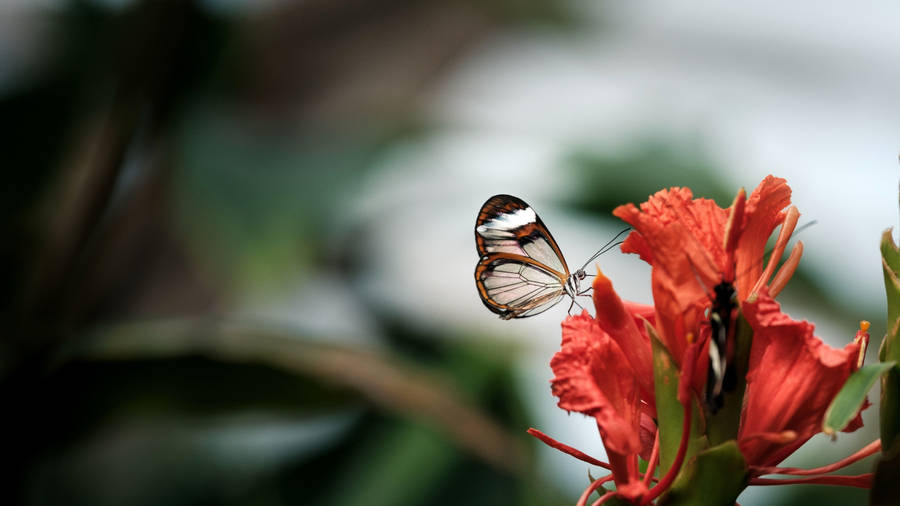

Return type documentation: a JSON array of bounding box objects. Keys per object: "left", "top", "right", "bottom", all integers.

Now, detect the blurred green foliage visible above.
[
  {"left": 563, "top": 139, "right": 735, "bottom": 215},
  {"left": 0, "top": 1, "right": 882, "bottom": 505},
  {"left": 1, "top": 1, "right": 580, "bottom": 504}
]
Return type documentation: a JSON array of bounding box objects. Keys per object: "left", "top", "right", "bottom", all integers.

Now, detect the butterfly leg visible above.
[{"left": 568, "top": 297, "right": 587, "bottom": 315}]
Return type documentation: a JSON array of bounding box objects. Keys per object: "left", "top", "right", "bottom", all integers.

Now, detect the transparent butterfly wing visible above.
[
  {"left": 474, "top": 195, "right": 570, "bottom": 319},
  {"left": 475, "top": 195, "right": 570, "bottom": 271},
  {"left": 475, "top": 254, "right": 566, "bottom": 319}
]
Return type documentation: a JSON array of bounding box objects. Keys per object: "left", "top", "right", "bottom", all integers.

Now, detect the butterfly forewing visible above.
[
  {"left": 474, "top": 195, "right": 571, "bottom": 319},
  {"left": 475, "top": 195, "right": 569, "bottom": 276}
]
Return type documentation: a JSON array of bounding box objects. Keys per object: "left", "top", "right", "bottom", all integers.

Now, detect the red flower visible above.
[
  {"left": 549, "top": 271, "right": 655, "bottom": 498},
  {"left": 612, "top": 175, "right": 794, "bottom": 367},
  {"left": 614, "top": 175, "right": 874, "bottom": 476},
  {"left": 530, "top": 176, "right": 876, "bottom": 503}
]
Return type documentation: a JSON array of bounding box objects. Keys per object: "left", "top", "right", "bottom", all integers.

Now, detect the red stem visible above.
[
  {"left": 750, "top": 474, "right": 873, "bottom": 488},
  {"left": 607, "top": 451, "right": 633, "bottom": 488},
  {"left": 640, "top": 395, "right": 692, "bottom": 504},
  {"left": 643, "top": 429, "right": 661, "bottom": 487},
  {"left": 750, "top": 439, "right": 881, "bottom": 477},
  {"left": 527, "top": 428, "right": 612, "bottom": 470},
  {"left": 576, "top": 475, "right": 616, "bottom": 506},
  {"left": 591, "top": 490, "right": 621, "bottom": 506}
]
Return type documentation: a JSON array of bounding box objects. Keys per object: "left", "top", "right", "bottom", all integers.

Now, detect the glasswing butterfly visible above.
[{"left": 474, "top": 194, "right": 626, "bottom": 319}]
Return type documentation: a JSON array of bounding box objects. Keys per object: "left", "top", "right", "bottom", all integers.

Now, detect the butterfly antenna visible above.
[
  {"left": 792, "top": 220, "right": 818, "bottom": 237},
  {"left": 580, "top": 240, "right": 623, "bottom": 277},
  {"left": 579, "top": 227, "right": 631, "bottom": 272},
  {"left": 685, "top": 253, "right": 716, "bottom": 301}
]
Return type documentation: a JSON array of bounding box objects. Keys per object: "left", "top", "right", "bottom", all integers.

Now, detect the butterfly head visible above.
[{"left": 564, "top": 269, "right": 587, "bottom": 301}]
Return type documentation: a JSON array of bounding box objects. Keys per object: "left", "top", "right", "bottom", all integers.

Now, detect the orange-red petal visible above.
[
  {"left": 738, "top": 290, "right": 865, "bottom": 467},
  {"left": 613, "top": 187, "right": 726, "bottom": 363},
  {"left": 734, "top": 176, "right": 792, "bottom": 301},
  {"left": 552, "top": 312, "right": 643, "bottom": 456},
  {"left": 592, "top": 270, "right": 655, "bottom": 400}
]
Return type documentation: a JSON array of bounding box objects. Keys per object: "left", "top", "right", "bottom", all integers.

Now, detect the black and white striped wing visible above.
[{"left": 474, "top": 195, "right": 569, "bottom": 275}]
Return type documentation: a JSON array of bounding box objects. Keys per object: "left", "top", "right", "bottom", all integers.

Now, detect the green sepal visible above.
[
  {"left": 648, "top": 324, "right": 708, "bottom": 477},
  {"left": 823, "top": 362, "right": 895, "bottom": 436},
  {"left": 881, "top": 228, "right": 900, "bottom": 453},
  {"left": 659, "top": 441, "right": 749, "bottom": 506},
  {"left": 705, "top": 312, "right": 752, "bottom": 446},
  {"left": 882, "top": 228, "right": 900, "bottom": 332}
]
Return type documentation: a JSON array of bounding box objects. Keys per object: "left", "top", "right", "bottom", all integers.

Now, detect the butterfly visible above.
[
  {"left": 704, "top": 280, "right": 738, "bottom": 414},
  {"left": 474, "top": 194, "right": 627, "bottom": 319}
]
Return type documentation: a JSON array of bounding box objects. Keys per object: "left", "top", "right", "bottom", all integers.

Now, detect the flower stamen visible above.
[
  {"left": 750, "top": 439, "right": 880, "bottom": 477},
  {"left": 527, "top": 428, "right": 612, "bottom": 470},
  {"left": 722, "top": 188, "right": 747, "bottom": 279},
  {"left": 767, "top": 241, "right": 803, "bottom": 298},
  {"left": 749, "top": 474, "right": 873, "bottom": 488},
  {"left": 855, "top": 321, "right": 870, "bottom": 368},
  {"left": 752, "top": 205, "right": 800, "bottom": 294},
  {"left": 741, "top": 430, "right": 798, "bottom": 444},
  {"left": 643, "top": 429, "right": 661, "bottom": 487}
]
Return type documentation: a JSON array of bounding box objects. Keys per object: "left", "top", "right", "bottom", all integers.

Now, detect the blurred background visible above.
[{"left": 1, "top": 0, "right": 898, "bottom": 504}]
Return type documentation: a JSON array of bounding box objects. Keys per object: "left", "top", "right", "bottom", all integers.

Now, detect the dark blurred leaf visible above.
[
  {"left": 49, "top": 357, "right": 358, "bottom": 424},
  {"left": 4, "top": 319, "right": 543, "bottom": 505},
  {"left": 776, "top": 485, "right": 868, "bottom": 506},
  {"left": 64, "top": 319, "right": 526, "bottom": 473},
  {"left": 562, "top": 140, "right": 733, "bottom": 216},
  {"left": 173, "top": 111, "right": 426, "bottom": 289},
  {"left": 27, "top": 410, "right": 360, "bottom": 506}
]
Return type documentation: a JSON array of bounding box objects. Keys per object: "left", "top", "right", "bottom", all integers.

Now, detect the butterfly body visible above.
[
  {"left": 474, "top": 195, "right": 587, "bottom": 319},
  {"left": 705, "top": 280, "right": 738, "bottom": 413}
]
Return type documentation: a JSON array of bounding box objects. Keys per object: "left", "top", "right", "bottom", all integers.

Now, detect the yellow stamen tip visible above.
[
  {"left": 685, "top": 332, "right": 695, "bottom": 344},
  {"left": 860, "top": 320, "right": 871, "bottom": 332}
]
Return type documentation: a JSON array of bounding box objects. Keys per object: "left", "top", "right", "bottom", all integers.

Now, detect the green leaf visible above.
[
  {"left": 649, "top": 325, "right": 708, "bottom": 477},
  {"left": 882, "top": 229, "right": 900, "bottom": 339},
  {"left": 823, "top": 361, "right": 896, "bottom": 435},
  {"left": 659, "top": 441, "right": 748, "bottom": 506},
  {"left": 705, "top": 312, "right": 752, "bottom": 446},
  {"left": 882, "top": 228, "right": 900, "bottom": 452}
]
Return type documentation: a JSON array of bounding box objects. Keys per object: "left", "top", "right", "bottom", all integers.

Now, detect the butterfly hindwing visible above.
[{"left": 475, "top": 253, "right": 567, "bottom": 319}]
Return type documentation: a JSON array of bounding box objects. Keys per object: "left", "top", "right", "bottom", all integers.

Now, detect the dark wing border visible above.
[
  {"left": 474, "top": 194, "right": 570, "bottom": 277},
  {"left": 474, "top": 252, "right": 566, "bottom": 319}
]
